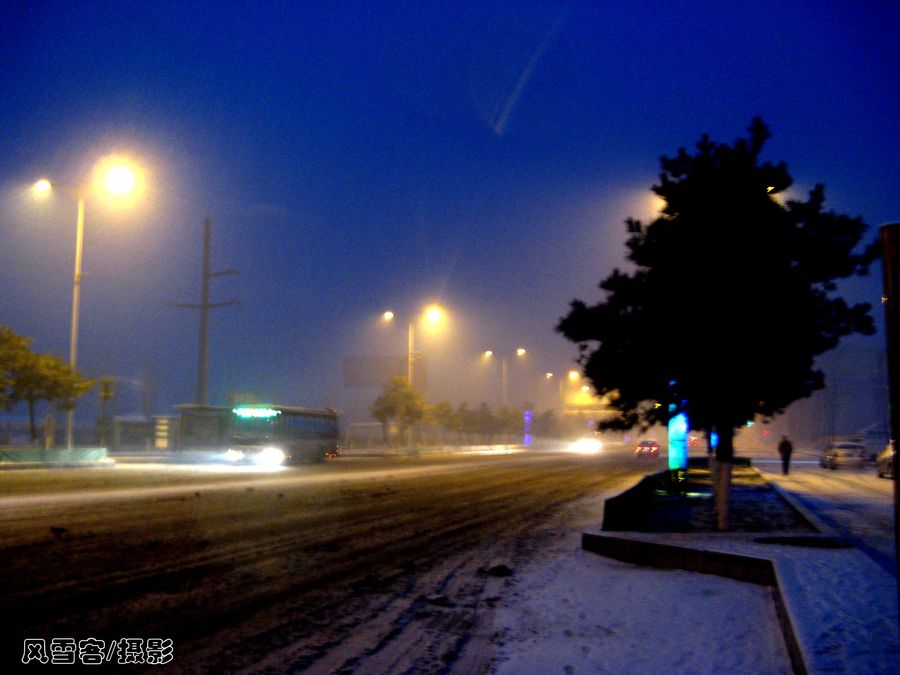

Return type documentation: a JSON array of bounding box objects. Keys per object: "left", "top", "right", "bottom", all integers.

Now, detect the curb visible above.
[
  {"left": 763, "top": 476, "right": 842, "bottom": 538},
  {"left": 582, "top": 531, "right": 808, "bottom": 675}
]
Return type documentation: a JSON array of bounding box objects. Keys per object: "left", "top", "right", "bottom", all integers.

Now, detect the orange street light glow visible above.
[
  {"left": 424, "top": 305, "right": 444, "bottom": 325},
  {"left": 516, "top": 347, "right": 526, "bottom": 357},
  {"left": 568, "top": 370, "right": 580, "bottom": 381},
  {"left": 382, "top": 310, "right": 395, "bottom": 321},
  {"left": 104, "top": 165, "right": 137, "bottom": 195},
  {"left": 92, "top": 155, "right": 144, "bottom": 205},
  {"left": 33, "top": 178, "right": 52, "bottom": 194}
]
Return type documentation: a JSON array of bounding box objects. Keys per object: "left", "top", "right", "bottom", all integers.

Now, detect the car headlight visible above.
[
  {"left": 224, "top": 449, "right": 245, "bottom": 462},
  {"left": 254, "top": 446, "right": 286, "bottom": 467},
  {"left": 568, "top": 438, "right": 602, "bottom": 454}
]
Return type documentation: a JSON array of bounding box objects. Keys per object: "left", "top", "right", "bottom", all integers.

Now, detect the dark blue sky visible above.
[{"left": 1, "top": 1, "right": 898, "bottom": 429}]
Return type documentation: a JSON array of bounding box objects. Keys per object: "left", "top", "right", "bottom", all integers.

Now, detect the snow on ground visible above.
[
  {"left": 487, "top": 465, "right": 899, "bottom": 675},
  {"left": 489, "top": 493, "right": 792, "bottom": 675}
]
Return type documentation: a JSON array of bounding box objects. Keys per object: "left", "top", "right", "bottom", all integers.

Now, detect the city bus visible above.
[{"left": 175, "top": 404, "right": 340, "bottom": 465}]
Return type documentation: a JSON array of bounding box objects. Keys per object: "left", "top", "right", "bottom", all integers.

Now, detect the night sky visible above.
[{"left": 1, "top": 2, "right": 898, "bottom": 435}]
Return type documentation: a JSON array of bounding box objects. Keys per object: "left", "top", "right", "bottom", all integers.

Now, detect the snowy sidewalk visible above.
[
  {"left": 488, "top": 476, "right": 899, "bottom": 674},
  {"left": 579, "top": 528, "right": 899, "bottom": 674}
]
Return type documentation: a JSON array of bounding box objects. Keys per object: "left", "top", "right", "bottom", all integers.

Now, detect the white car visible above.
[{"left": 820, "top": 441, "right": 868, "bottom": 470}]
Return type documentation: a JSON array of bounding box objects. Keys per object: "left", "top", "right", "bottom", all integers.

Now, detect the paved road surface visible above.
[{"left": 1, "top": 448, "right": 645, "bottom": 672}]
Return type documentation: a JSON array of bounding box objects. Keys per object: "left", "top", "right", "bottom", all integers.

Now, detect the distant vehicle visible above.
[
  {"left": 568, "top": 436, "right": 603, "bottom": 455},
  {"left": 819, "top": 441, "right": 867, "bottom": 470},
  {"left": 175, "top": 404, "right": 340, "bottom": 465},
  {"left": 875, "top": 441, "right": 895, "bottom": 479},
  {"left": 635, "top": 440, "right": 660, "bottom": 458},
  {"left": 836, "top": 435, "right": 879, "bottom": 461}
]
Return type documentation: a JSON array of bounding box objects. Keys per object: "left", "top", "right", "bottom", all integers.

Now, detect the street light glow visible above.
[
  {"left": 103, "top": 164, "right": 137, "bottom": 195},
  {"left": 33, "top": 178, "right": 52, "bottom": 194},
  {"left": 92, "top": 155, "right": 143, "bottom": 204},
  {"left": 424, "top": 304, "right": 444, "bottom": 326},
  {"left": 516, "top": 347, "right": 526, "bottom": 357},
  {"left": 382, "top": 310, "right": 395, "bottom": 321},
  {"left": 545, "top": 372, "right": 554, "bottom": 379},
  {"left": 483, "top": 350, "right": 493, "bottom": 358},
  {"left": 568, "top": 370, "right": 580, "bottom": 381}
]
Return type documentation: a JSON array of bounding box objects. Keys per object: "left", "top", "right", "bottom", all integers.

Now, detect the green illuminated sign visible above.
[{"left": 232, "top": 407, "right": 281, "bottom": 419}]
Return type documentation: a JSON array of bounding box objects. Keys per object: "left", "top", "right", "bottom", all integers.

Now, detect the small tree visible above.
[
  {"left": 532, "top": 410, "right": 561, "bottom": 439},
  {"left": 454, "top": 403, "right": 476, "bottom": 442},
  {"left": 369, "top": 376, "right": 426, "bottom": 447},
  {"left": 496, "top": 406, "right": 524, "bottom": 443},
  {"left": 558, "top": 118, "right": 877, "bottom": 529},
  {"left": 471, "top": 403, "right": 496, "bottom": 443},
  {"left": 0, "top": 325, "right": 32, "bottom": 410},
  {"left": 9, "top": 350, "right": 93, "bottom": 443},
  {"left": 427, "top": 400, "right": 455, "bottom": 445}
]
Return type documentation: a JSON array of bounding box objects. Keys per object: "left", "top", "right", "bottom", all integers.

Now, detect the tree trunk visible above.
[{"left": 714, "top": 424, "right": 735, "bottom": 531}]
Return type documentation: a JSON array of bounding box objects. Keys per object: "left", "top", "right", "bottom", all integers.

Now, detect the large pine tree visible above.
[{"left": 558, "top": 118, "right": 877, "bottom": 529}]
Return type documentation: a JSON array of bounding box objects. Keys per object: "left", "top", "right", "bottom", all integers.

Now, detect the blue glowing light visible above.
[{"left": 668, "top": 411, "right": 689, "bottom": 471}]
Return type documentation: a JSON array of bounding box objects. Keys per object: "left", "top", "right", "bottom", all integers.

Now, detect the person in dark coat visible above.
[{"left": 778, "top": 435, "right": 793, "bottom": 475}]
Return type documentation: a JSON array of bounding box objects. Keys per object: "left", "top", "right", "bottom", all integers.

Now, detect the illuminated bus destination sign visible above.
[{"left": 232, "top": 407, "right": 281, "bottom": 419}]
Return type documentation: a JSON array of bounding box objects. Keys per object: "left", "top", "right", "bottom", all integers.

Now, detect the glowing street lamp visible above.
[
  {"left": 482, "top": 347, "right": 527, "bottom": 407},
  {"left": 382, "top": 303, "right": 448, "bottom": 387},
  {"left": 33, "top": 155, "right": 144, "bottom": 448},
  {"left": 557, "top": 369, "right": 583, "bottom": 410}
]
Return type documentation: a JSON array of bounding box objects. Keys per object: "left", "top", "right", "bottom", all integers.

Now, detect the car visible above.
[
  {"left": 819, "top": 441, "right": 868, "bottom": 470},
  {"left": 876, "top": 440, "right": 894, "bottom": 479},
  {"left": 635, "top": 440, "right": 660, "bottom": 457}
]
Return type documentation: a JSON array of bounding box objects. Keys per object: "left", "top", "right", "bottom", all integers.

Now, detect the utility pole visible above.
[
  {"left": 169, "top": 217, "right": 238, "bottom": 405},
  {"left": 878, "top": 222, "right": 900, "bottom": 639}
]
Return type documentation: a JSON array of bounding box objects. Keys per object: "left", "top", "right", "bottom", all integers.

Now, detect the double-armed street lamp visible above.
[
  {"left": 381, "top": 304, "right": 447, "bottom": 388},
  {"left": 481, "top": 347, "right": 527, "bottom": 407},
  {"left": 33, "top": 155, "right": 144, "bottom": 448}
]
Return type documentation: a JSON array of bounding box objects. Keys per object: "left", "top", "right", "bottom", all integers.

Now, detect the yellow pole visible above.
[{"left": 66, "top": 195, "right": 85, "bottom": 449}]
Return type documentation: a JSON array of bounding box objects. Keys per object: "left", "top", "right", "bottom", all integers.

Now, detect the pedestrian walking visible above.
[{"left": 778, "top": 435, "right": 793, "bottom": 475}]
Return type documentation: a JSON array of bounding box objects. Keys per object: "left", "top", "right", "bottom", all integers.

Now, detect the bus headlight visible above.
[{"left": 254, "top": 446, "right": 286, "bottom": 467}]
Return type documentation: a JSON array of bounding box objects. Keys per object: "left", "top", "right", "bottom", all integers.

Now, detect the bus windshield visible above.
[{"left": 231, "top": 407, "right": 280, "bottom": 444}]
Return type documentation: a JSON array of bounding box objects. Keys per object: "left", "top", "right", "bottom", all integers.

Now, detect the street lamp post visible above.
[
  {"left": 561, "top": 369, "right": 581, "bottom": 411},
  {"left": 407, "top": 320, "right": 415, "bottom": 387},
  {"left": 383, "top": 305, "right": 446, "bottom": 390},
  {"left": 33, "top": 157, "right": 142, "bottom": 448},
  {"left": 483, "top": 347, "right": 527, "bottom": 407},
  {"left": 382, "top": 305, "right": 447, "bottom": 450},
  {"left": 66, "top": 194, "right": 86, "bottom": 449}
]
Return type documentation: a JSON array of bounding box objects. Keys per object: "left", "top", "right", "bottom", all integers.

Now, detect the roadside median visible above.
[{"left": 0, "top": 447, "right": 113, "bottom": 469}]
